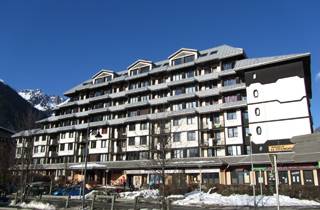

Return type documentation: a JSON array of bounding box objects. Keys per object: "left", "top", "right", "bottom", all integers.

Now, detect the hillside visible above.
[{"left": 0, "top": 81, "right": 48, "bottom": 132}]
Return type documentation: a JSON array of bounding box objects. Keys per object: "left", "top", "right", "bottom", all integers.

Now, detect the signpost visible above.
[{"left": 269, "top": 154, "right": 280, "bottom": 210}]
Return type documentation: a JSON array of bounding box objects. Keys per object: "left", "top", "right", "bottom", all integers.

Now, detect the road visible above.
[{"left": 33, "top": 197, "right": 320, "bottom": 210}]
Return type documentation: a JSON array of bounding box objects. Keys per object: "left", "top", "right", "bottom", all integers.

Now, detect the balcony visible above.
[
  {"left": 49, "top": 138, "right": 58, "bottom": 145},
  {"left": 201, "top": 121, "right": 213, "bottom": 130}
]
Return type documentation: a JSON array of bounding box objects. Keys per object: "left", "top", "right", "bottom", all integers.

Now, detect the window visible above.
[
  {"left": 41, "top": 146, "right": 45, "bottom": 152},
  {"left": 222, "top": 62, "right": 234, "bottom": 70},
  {"left": 256, "top": 126, "right": 262, "bottom": 135},
  {"left": 140, "top": 136, "right": 147, "bottom": 145},
  {"left": 303, "top": 170, "right": 314, "bottom": 185},
  {"left": 227, "top": 146, "right": 241, "bottom": 156},
  {"left": 129, "top": 124, "right": 135, "bottom": 131},
  {"left": 231, "top": 170, "right": 250, "bottom": 184},
  {"left": 34, "top": 146, "right": 39, "bottom": 153},
  {"left": 140, "top": 122, "right": 148, "bottom": 130},
  {"left": 214, "top": 131, "right": 221, "bottom": 141},
  {"left": 94, "top": 77, "right": 106, "bottom": 84},
  {"left": 60, "top": 133, "right": 66, "bottom": 139},
  {"left": 101, "top": 140, "right": 107, "bottom": 148},
  {"left": 187, "top": 131, "right": 196, "bottom": 141},
  {"left": 128, "top": 137, "right": 135, "bottom": 145},
  {"left": 187, "top": 116, "right": 194, "bottom": 125},
  {"left": 91, "top": 141, "right": 97, "bottom": 149},
  {"left": 139, "top": 151, "right": 149, "bottom": 160},
  {"left": 213, "top": 116, "right": 220, "bottom": 124},
  {"left": 186, "top": 101, "right": 197, "bottom": 109},
  {"left": 172, "top": 55, "right": 195, "bottom": 66},
  {"left": 68, "top": 143, "right": 73, "bottom": 150},
  {"left": 173, "top": 133, "right": 181, "bottom": 142},
  {"left": 224, "top": 94, "right": 241, "bottom": 103},
  {"left": 203, "top": 173, "right": 219, "bottom": 184},
  {"left": 253, "top": 89, "right": 259, "bottom": 98},
  {"left": 255, "top": 108, "right": 260, "bottom": 116},
  {"left": 278, "top": 171, "right": 289, "bottom": 184},
  {"left": 173, "top": 118, "right": 180, "bottom": 126},
  {"left": 69, "top": 132, "right": 74, "bottom": 138},
  {"left": 245, "top": 127, "right": 250, "bottom": 137},
  {"left": 172, "top": 149, "right": 184, "bottom": 158},
  {"left": 227, "top": 111, "right": 237, "bottom": 120},
  {"left": 102, "top": 128, "right": 108, "bottom": 134},
  {"left": 228, "top": 127, "right": 238, "bottom": 138},
  {"left": 223, "top": 78, "right": 238, "bottom": 86},
  {"left": 291, "top": 171, "right": 301, "bottom": 185},
  {"left": 35, "top": 136, "right": 39, "bottom": 142},
  {"left": 100, "top": 154, "right": 108, "bottom": 162},
  {"left": 253, "top": 73, "right": 257, "bottom": 79},
  {"left": 60, "top": 144, "right": 65, "bottom": 151},
  {"left": 186, "top": 86, "right": 195, "bottom": 93},
  {"left": 186, "top": 70, "right": 195, "bottom": 78},
  {"left": 188, "top": 148, "right": 199, "bottom": 157}
]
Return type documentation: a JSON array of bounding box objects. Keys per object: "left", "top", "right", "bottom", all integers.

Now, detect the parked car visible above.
[
  {"left": 26, "top": 181, "right": 50, "bottom": 196},
  {"left": 52, "top": 185, "right": 91, "bottom": 196},
  {"left": 0, "top": 189, "right": 9, "bottom": 206}
]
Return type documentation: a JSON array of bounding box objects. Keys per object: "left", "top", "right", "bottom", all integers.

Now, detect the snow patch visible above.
[
  {"left": 0, "top": 79, "right": 4, "bottom": 83},
  {"left": 119, "top": 189, "right": 159, "bottom": 200},
  {"left": 172, "top": 192, "right": 320, "bottom": 207},
  {"left": 12, "top": 201, "right": 56, "bottom": 210},
  {"left": 18, "top": 89, "right": 67, "bottom": 111}
]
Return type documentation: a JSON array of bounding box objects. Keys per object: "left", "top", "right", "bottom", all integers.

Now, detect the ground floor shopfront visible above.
[{"left": 26, "top": 162, "right": 320, "bottom": 189}]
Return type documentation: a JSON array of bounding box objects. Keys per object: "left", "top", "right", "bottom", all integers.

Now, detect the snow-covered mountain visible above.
[{"left": 18, "top": 89, "right": 67, "bottom": 111}]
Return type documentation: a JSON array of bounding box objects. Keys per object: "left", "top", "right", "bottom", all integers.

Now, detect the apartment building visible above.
[{"left": 13, "top": 44, "right": 316, "bottom": 188}]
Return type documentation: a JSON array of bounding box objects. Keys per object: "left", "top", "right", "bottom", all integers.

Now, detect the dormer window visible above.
[
  {"left": 94, "top": 75, "right": 112, "bottom": 84},
  {"left": 92, "top": 70, "right": 114, "bottom": 84},
  {"left": 168, "top": 48, "right": 198, "bottom": 66},
  {"left": 172, "top": 55, "right": 195, "bottom": 66},
  {"left": 128, "top": 60, "right": 153, "bottom": 76}
]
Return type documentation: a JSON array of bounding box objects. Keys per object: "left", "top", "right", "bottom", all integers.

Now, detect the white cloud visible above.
[{"left": 317, "top": 72, "right": 320, "bottom": 81}]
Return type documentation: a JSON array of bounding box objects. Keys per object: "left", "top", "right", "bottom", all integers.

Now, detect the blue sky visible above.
[{"left": 0, "top": 0, "right": 319, "bottom": 128}]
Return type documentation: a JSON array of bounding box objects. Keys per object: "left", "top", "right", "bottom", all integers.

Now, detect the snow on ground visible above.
[
  {"left": 12, "top": 201, "right": 56, "bottom": 210},
  {"left": 119, "top": 189, "right": 159, "bottom": 200},
  {"left": 172, "top": 191, "right": 320, "bottom": 207}
]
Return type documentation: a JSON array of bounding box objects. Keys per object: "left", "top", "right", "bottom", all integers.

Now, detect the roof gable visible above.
[
  {"left": 127, "top": 59, "right": 153, "bottom": 70},
  {"left": 92, "top": 69, "right": 114, "bottom": 79},
  {"left": 168, "top": 48, "right": 198, "bottom": 59}
]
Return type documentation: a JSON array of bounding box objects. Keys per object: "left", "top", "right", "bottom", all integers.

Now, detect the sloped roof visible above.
[{"left": 234, "top": 53, "right": 310, "bottom": 71}]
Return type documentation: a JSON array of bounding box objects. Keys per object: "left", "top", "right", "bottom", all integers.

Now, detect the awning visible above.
[{"left": 69, "top": 163, "right": 107, "bottom": 170}]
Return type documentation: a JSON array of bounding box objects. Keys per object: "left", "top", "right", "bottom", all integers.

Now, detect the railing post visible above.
[
  {"left": 166, "top": 198, "right": 171, "bottom": 210},
  {"left": 65, "top": 195, "right": 70, "bottom": 208},
  {"left": 90, "top": 194, "right": 96, "bottom": 210},
  {"left": 110, "top": 195, "right": 116, "bottom": 210},
  {"left": 134, "top": 196, "right": 139, "bottom": 210},
  {"left": 13, "top": 192, "right": 18, "bottom": 205}
]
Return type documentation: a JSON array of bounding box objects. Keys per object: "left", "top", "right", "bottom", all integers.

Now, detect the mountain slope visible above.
[
  {"left": 19, "top": 89, "right": 66, "bottom": 111},
  {"left": 0, "top": 81, "right": 48, "bottom": 132}
]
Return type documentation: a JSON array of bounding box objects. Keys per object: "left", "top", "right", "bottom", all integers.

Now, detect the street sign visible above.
[{"left": 253, "top": 167, "right": 267, "bottom": 171}]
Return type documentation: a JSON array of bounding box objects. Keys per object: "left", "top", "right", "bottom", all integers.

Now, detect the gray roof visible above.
[
  {"left": 63, "top": 44, "right": 244, "bottom": 96},
  {"left": 233, "top": 53, "right": 310, "bottom": 71}
]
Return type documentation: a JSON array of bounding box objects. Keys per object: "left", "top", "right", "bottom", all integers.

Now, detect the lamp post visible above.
[
  {"left": 248, "top": 133, "right": 256, "bottom": 209},
  {"left": 80, "top": 125, "right": 102, "bottom": 209}
]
